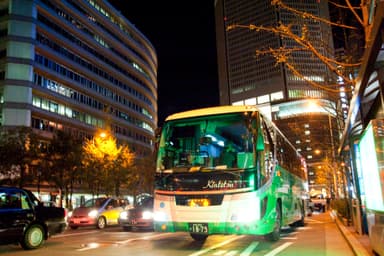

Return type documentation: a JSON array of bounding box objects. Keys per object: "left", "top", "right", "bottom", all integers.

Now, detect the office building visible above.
[
  {"left": 0, "top": 0, "right": 158, "bottom": 156},
  {"left": 215, "top": 0, "right": 340, "bottom": 191}
]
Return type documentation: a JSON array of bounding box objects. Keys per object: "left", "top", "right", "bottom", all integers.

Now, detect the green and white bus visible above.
[{"left": 153, "top": 105, "right": 308, "bottom": 241}]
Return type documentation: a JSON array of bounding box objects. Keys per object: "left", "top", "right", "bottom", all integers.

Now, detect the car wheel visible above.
[
  {"left": 97, "top": 216, "right": 106, "bottom": 229},
  {"left": 70, "top": 226, "right": 79, "bottom": 230},
  {"left": 265, "top": 203, "right": 281, "bottom": 241},
  {"left": 190, "top": 233, "right": 208, "bottom": 241},
  {"left": 20, "top": 224, "right": 45, "bottom": 250}
]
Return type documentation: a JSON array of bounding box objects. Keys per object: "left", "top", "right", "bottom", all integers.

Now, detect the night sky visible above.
[{"left": 108, "top": 1, "right": 220, "bottom": 126}]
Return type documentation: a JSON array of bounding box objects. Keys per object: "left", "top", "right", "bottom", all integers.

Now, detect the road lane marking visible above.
[
  {"left": 116, "top": 232, "right": 175, "bottom": 244},
  {"left": 212, "top": 250, "right": 226, "bottom": 255},
  {"left": 263, "top": 242, "right": 293, "bottom": 256},
  {"left": 77, "top": 242, "right": 101, "bottom": 251},
  {"left": 189, "top": 235, "right": 245, "bottom": 256},
  {"left": 240, "top": 241, "right": 259, "bottom": 256},
  {"left": 281, "top": 237, "right": 297, "bottom": 240},
  {"left": 305, "top": 218, "right": 324, "bottom": 223},
  {"left": 54, "top": 230, "right": 98, "bottom": 238},
  {"left": 296, "top": 226, "right": 313, "bottom": 230},
  {"left": 75, "top": 232, "right": 174, "bottom": 251}
]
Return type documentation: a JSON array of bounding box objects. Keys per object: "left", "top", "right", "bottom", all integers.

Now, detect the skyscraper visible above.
[
  {"left": 0, "top": 0, "right": 158, "bottom": 156},
  {"left": 215, "top": 0, "right": 335, "bottom": 106},
  {"left": 215, "top": 0, "right": 339, "bottom": 191}
]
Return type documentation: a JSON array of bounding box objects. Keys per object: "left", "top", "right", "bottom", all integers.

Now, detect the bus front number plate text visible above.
[{"left": 189, "top": 223, "right": 208, "bottom": 233}]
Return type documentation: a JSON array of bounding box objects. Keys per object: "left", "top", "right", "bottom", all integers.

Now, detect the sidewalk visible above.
[{"left": 330, "top": 210, "right": 374, "bottom": 256}]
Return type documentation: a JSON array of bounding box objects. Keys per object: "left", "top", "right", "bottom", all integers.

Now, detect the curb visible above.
[{"left": 331, "top": 211, "right": 372, "bottom": 256}]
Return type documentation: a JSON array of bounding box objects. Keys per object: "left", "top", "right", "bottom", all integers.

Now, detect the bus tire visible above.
[
  {"left": 190, "top": 233, "right": 208, "bottom": 242},
  {"left": 296, "top": 201, "right": 305, "bottom": 227},
  {"left": 265, "top": 203, "right": 281, "bottom": 241}
]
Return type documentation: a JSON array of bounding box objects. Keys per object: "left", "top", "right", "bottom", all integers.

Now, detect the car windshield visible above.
[
  {"left": 136, "top": 197, "right": 153, "bottom": 208},
  {"left": 83, "top": 198, "right": 108, "bottom": 208}
]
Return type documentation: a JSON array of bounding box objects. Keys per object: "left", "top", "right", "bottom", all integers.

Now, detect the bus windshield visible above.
[{"left": 156, "top": 112, "right": 255, "bottom": 173}]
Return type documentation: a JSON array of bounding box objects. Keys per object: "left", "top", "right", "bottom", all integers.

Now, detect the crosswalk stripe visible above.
[
  {"left": 263, "top": 242, "right": 293, "bottom": 256},
  {"left": 240, "top": 241, "right": 259, "bottom": 256}
]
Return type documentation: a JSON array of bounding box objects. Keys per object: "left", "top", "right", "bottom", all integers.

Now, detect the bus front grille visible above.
[{"left": 175, "top": 194, "right": 224, "bottom": 206}]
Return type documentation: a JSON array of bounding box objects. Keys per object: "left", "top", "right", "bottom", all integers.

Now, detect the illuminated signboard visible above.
[{"left": 359, "top": 120, "right": 384, "bottom": 212}]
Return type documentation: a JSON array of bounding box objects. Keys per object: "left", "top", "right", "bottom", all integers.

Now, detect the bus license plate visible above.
[{"left": 189, "top": 223, "right": 208, "bottom": 233}]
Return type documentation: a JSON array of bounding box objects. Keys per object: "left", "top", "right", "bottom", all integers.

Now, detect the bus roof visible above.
[{"left": 165, "top": 105, "right": 260, "bottom": 121}]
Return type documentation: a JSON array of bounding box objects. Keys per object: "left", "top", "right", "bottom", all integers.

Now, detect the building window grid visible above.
[
  {"left": 33, "top": 72, "right": 154, "bottom": 134},
  {"left": 36, "top": 14, "right": 155, "bottom": 103},
  {"left": 34, "top": 69, "right": 152, "bottom": 120},
  {"left": 35, "top": 33, "right": 154, "bottom": 109},
  {"left": 34, "top": 55, "right": 154, "bottom": 126},
  {"left": 40, "top": 0, "right": 153, "bottom": 81}
]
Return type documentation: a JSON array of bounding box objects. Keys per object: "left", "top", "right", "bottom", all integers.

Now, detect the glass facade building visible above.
[
  {"left": 215, "top": 0, "right": 334, "bottom": 106},
  {"left": 214, "top": 0, "right": 339, "bottom": 191},
  {"left": 0, "top": 0, "right": 158, "bottom": 156}
]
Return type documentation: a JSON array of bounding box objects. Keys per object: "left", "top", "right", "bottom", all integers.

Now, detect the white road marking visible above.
[
  {"left": 224, "top": 250, "right": 238, "bottom": 256},
  {"left": 116, "top": 232, "right": 174, "bottom": 244},
  {"left": 263, "top": 242, "right": 293, "bottom": 256},
  {"left": 55, "top": 230, "right": 98, "bottom": 238},
  {"left": 212, "top": 250, "right": 227, "bottom": 255},
  {"left": 189, "top": 235, "right": 246, "bottom": 256},
  {"left": 281, "top": 237, "right": 297, "bottom": 240},
  {"left": 77, "top": 242, "right": 101, "bottom": 251},
  {"left": 75, "top": 232, "right": 173, "bottom": 251},
  {"left": 240, "top": 241, "right": 260, "bottom": 256},
  {"left": 305, "top": 218, "right": 324, "bottom": 223},
  {"left": 295, "top": 226, "right": 313, "bottom": 230}
]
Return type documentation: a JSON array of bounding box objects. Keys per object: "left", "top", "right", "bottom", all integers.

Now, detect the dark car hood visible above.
[{"left": 72, "top": 207, "right": 96, "bottom": 215}]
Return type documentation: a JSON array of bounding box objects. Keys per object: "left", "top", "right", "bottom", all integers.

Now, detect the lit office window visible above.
[
  {"left": 270, "top": 91, "right": 283, "bottom": 101},
  {"left": 257, "top": 94, "right": 269, "bottom": 104}
]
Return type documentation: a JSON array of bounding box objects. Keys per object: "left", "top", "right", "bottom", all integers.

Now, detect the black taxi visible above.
[{"left": 0, "top": 186, "right": 67, "bottom": 250}]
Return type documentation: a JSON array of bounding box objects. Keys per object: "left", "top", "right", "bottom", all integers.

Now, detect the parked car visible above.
[
  {"left": 309, "top": 193, "right": 327, "bottom": 212},
  {"left": 67, "top": 197, "right": 129, "bottom": 229},
  {"left": 0, "top": 186, "right": 67, "bottom": 250},
  {"left": 118, "top": 195, "right": 154, "bottom": 231}
]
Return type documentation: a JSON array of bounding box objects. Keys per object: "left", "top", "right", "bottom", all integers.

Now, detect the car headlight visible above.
[
  {"left": 88, "top": 209, "right": 98, "bottom": 218},
  {"left": 142, "top": 210, "right": 153, "bottom": 220},
  {"left": 119, "top": 211, "right": 128, "bottom": 220}
]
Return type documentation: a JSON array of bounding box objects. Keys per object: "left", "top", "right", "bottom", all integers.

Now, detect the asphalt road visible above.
[{"left": 0, "top": 211, "right": 354, "bottom": 256}]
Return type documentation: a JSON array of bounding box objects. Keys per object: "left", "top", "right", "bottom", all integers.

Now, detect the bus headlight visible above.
[
  {"left": 231, "top": 210, "right": 259, "bottom": 222},
  {"left": 230, "top": 200, "right": 260, "bottom": 222},
  {"left": 153, "top": 211, "right": 167, "bottom": 221}
]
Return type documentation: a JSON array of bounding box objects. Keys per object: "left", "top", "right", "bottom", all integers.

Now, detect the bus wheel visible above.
[
  {"left": 190, "top": 233, "right": 208, "bottom": 242},
  {"left": 297, "top": 202, "right": 305, "bottom": 227},
  {"left": 291, "top": 200, "right": 305, "bottom": 227},
  {"left": 265, "top": 204, "right": 281, "bottom": 241}
]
